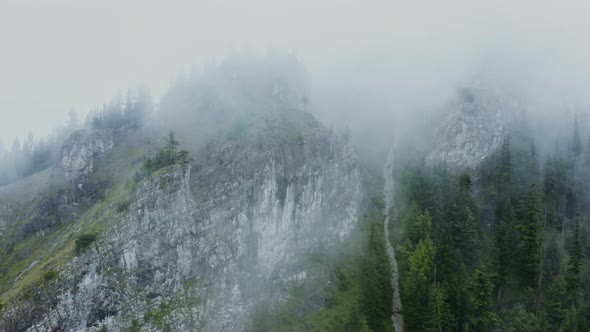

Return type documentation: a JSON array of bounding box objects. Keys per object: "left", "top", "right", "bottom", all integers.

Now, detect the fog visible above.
[{"left": 1, "top": 0, "right": 590, "bottom": 153}]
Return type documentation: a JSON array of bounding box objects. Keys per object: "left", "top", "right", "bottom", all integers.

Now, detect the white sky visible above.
[{"left": 1, "top": 0, "right": 590, "bottom": 144}]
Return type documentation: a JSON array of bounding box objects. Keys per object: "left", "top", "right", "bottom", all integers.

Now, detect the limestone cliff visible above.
[{"left": 0, "top": 110, "right": 361, "bottom": 331}]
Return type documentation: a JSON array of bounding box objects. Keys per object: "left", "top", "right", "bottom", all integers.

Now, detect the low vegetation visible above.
[{"left": 75, "top": 233, "right": 98, "bottom": 254}]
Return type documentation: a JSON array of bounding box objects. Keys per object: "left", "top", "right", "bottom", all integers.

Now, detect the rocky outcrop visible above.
[
  {"left": 59, "top": 129, "right": 113, "bottom": 186},
  {"left": 427, "top": 86, "right": 520, "bottom": 169},
  {"left": 4, "top": 111, "right": 361, "bottom": 331}
]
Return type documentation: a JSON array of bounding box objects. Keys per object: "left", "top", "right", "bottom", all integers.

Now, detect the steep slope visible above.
[{"left": 0, "top": 110, "right": 361, "bottom": 331}]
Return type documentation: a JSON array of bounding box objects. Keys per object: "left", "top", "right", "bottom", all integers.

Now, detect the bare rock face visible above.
[
  {"left": 427, "top": 86, "right": 521, "bottom": 169},
  {"left": 3, "top": 111, "right": 361, "bottom": 332},
  {"left": 59, "top": 129, "right": 113, "bottom": 185}
]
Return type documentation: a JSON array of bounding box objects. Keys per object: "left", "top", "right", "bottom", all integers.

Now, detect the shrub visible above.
[
  {"left": 42, "top": 270, "right": 59, "bottom": 282},
  {"left": 116, "top": 199, "right": 130, "bottom": 213},
  {"left": 130, "top": 319, "right": 141, "bottom": 332},
  {"left": 75, "top": 233, "right": 98, "bottom": 254}
]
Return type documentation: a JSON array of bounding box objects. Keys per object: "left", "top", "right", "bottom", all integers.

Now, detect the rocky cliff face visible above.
[
  {"left": 1, "top": 110, "right": 361, "bottom": 331},
  {"left": 59, "top": 129, "right": 113, "bottom": 186},
  {"left": 427, "top": 86, "right": 522, "bottom": 169}
]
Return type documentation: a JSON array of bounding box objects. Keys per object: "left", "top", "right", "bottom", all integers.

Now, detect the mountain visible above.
[
  {"left": 427, "top": 83, "right": 524, "bottom": 170},
  {"left": 0, "top": 103, "right": 361, "bottom": 331}
]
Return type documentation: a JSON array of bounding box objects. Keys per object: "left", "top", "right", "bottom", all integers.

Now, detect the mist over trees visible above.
[
  {"left": 0, "top": 85, "right": 154, "bottom": 186},
  {"left": 394, "top": 117, "right": 590, "bottom": 331}
]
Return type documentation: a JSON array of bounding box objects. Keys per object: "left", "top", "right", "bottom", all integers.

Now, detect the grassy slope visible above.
[{"left": 0, "top": 133, "right": 149, "bottom": 306}]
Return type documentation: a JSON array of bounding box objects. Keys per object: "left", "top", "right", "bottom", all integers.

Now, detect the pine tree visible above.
[
  {"left": 517, "top": 184, "right": 542, "bottom": 289},
  {"left": 451, "top": 172, "right": 478, "bottom": 264},
  {"left": 163, "top": 131, "right": 180, "bottom": 164},
  {"left": 499, "top": 135, "right": 512, "bottom": 191},
  {"left": 425, "top": 283, "right": 453, "bottom": 332},
  {"left": 178, "top": 149, "right": 192, "bottom": 166},
  {"left": 546, "top": 275, "right": 567, "bottom": 329},
  {"left": 402, "top": 238, "right": 435, "bottom": 331},
  {"left": 434, "top": 226, "right": 463, "bottom": 331},
  {"left": 525, "top": 142, "right": 540, "bottom": 186},
  {"left": 563, "top": 305, "right": 579, "bottom": 332},
  {"left": 492, "top": 199, "right": 515, "bottom": 297},
  {"left": 465, "top": 269, "right": 499, "bottom": 331},
  {"left": 408, "top": 209, "right": 432, "bottom": 246},
  {"left": 565, "top": 213, "right": 584, "bottom": 294}
]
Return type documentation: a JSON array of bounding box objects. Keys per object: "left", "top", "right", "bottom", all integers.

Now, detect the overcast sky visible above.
[{"left": 1, "top": 0, "right": 590, "bottom": 145}]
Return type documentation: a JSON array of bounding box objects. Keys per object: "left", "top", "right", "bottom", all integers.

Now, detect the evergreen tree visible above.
[
  {"left": 425, "top": 283, "right": 453, "bottom": 332},
  {"left": 402, "top": 238, "right": 435, "bottom": 331},
  {"left": 362, "top": 218, "right": 392, "bottom": 332},
  {"left": 517, "top": 184, "right": 542, "bottom": 289},
  {"left": 163, "top": 131, "right": 180, "bottom": 164},
  {"left": 565, "top": 213, "right": 584, "bottom": 294},
  {"left": 178, "top": 149, "right": 192, "bottom": 166},
  {"left": 451, "top": 173, "right": 478, "bottom": 264},
  {"left": 563, "top": 305, "right": 579, "bottom": 332},
  {"left": 408, "top": 208, "right": 432, "bottom": 246},
  {"left": 465, "top": 269, "right": 499, "bottom": 331},
  {"left": 499, "top": 134, "right": 512, "bottom": 191},
  {"left": 546, "top": 275, "right": 567, "bottom": 329},
  {"left": 434, "top": 226, "right": 463, "bottom": 330},
  {"left": 525, "top": 142, "right": 540, "bottom": 186},
  {"left": 492, "top": 199, "right": 515, "bottom": 296}
]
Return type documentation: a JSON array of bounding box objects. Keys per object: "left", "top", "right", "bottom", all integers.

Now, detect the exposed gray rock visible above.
[
  {"left": 5, "top": 112, "right": 361, "bottom": 332},
  {"left": 59, "top": 129, "right": 113, "bottom": 185},
  {"left": 427, "top": 86, "right": 521, "bottom": 169}
]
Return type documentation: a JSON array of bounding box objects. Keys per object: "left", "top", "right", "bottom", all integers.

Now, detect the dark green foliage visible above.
[
  {"left": 464, "top": 269, "right": 499, "bottom": 331},
  {"left": 516, "top": 185, "right": 542, "bottom": 289},
  {"left": 425, "top": 283, "right": 453, "bottom": 332},
  {"left": 394, "top": 131, "right": 590, "bottom": 332},
  {"left": 143, "top": 131, "right": 191, "bottom": 175},
  {"left": 405, "top": 202, "right": 432, "bottom": 246},
  {"left": 144, "top": 302, "right": 172, "bottom": 329},
  {"left": 450, "top": 172, "right": 478, "bottom": 264},
  {"left": 498, "top": 304, "right": 537, "bottom": 332},
  {"left": 401, "top": 238, "right": 435, "bottom": 331},
  {"left": 563, "top": 305, "right": 579, "bottom": 332},
  {"left": 491, "top": 199, "right": 516, "bottom": 291},
  {"left": 546, "top": 275, "right": 567, "bottom": 329},
  {"left": 75, "top": 233, "right": 98, "bottom": 254},
  {"left": 566, "top": 214, "right": 584, "bottom": 294},
  {"left": 130, "top": 319, "right": 141, "bottom": 332},
  {"left": 42, "top": 270, "right": 58, "bottom": 282},
  {"left": 362, "top": 214, "right": 392, "bottom": 332},
  {"left": 334, "top": 266, "right": 350, "bottom": 291},
  {"left": 116, "top": 199, "right": 130, "bottom": 213}
]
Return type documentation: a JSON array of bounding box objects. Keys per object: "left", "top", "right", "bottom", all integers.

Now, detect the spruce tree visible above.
[
  {"left": 451, "top": 172, "right": 478, "bottom": 264},
  {"left": 425, "top": 283, "right": 453, "bottom": 332},
  {"left": 492, "top": 199, "right": 515, "bottom": 296},
  {"left": 565, "top": 213, "right": 584, "bottom": 294},
  {"left": 402, "top": 238, "right": 435, "bottom": 331},
  {"left": 546, "top": 275, "right": 567, "bottom": 329},
  {"left": 517, "top": 184, "right": 542, "bottom": 289},
  {"left": 465, "top": 269, "right": 499, "bottom": 331},
  {"left": 163, "top": 131, "right": 180, "bottom": 164}
]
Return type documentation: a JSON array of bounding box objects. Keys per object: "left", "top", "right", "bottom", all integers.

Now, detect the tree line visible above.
[{"left": 395, "top": 119, "right": 589, "bottom": 331}]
